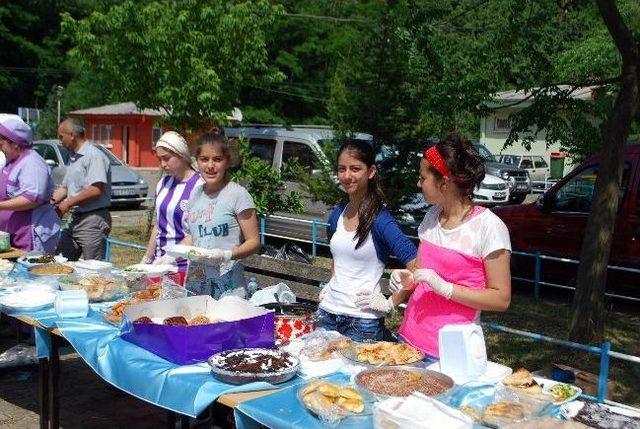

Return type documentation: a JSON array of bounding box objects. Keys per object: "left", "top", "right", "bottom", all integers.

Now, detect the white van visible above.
[{"left": 225, "top": 125, "right": 373, "bottom": 214}]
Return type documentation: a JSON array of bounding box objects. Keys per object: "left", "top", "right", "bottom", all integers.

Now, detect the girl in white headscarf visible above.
[{"left": 141, "top": 131, "right": 202, "bottom": 284}]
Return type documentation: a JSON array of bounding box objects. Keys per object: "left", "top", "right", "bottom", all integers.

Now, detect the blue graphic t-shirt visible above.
[{"left": 184, "top": 181, "right": 255, "bottom": 298}]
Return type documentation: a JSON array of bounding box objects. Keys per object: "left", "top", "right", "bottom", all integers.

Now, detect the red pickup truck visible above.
[{"left": 494, "top": 144, "right": 640, "bottom": 296}]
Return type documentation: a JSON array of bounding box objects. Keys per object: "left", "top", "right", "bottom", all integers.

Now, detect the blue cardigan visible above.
[{"left": 327, "top": 204, "right": 417, "bottom": 266}]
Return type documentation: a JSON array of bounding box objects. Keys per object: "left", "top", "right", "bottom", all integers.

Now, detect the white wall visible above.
[{"left": 480, "top": 110, "right": 575, "bottom": 173}]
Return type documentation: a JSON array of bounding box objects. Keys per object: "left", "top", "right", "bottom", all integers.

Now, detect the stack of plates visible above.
[{"left": 0, "top": 289, "right": 56, "bottom": 312}]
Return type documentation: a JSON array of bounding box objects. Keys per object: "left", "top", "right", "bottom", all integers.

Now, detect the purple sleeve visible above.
[{"left": 16, "top": 157, "right": 51, "bottom": 203}]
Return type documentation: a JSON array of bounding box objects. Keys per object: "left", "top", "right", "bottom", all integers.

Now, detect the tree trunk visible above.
[{"left": 569, "top": 0, "right": 639, "bottom": 344}]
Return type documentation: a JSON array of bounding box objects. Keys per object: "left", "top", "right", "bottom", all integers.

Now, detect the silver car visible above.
[{"left": 33, "top": 139, "right": 149, "bottom": 208}]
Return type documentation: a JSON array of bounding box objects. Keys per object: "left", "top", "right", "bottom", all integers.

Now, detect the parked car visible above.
[
  {"left": 498, "top": 154, "right": 550, "bottom": 184},
  {"left": 494, "top": 144, "right": 640, "bottom": 296},
  {"left": 225, "top": 125, "right": 373, "bottom": 214},
  {"left": 473, "top": 143, "right": 531, "bottom": 204},
  {"left": 33, "top": 139, "right": 149, "bottom": 208}
]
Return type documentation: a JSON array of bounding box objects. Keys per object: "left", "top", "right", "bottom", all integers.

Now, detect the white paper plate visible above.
[
  {"left": 124, "top": 263, "right": 176, "bottom": 276},
  {"left": 74, "top": 259, "right": 113, "bottom": 271},
  {"left": 425, "top": 360, "right": 512, "bottom": 385},
  {"left": 533, "top": 376, "right": 582, "bottom": 405},
  {"left": 164, "top": 243, "right": 214, "bottom": 260},
  {"left": 0, "top": 290, "right": 56, "bottom": 312}
]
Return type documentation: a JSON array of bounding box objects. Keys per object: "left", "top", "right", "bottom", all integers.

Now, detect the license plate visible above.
[
  {"left": 112, "top": 188, "right": 136, "bottom": 196},
  {"left": 516, "top": 184, "right": 528, "bottom": 190},
  {"left": 494, "top": 192, "right": 506, "bottom": 198}
]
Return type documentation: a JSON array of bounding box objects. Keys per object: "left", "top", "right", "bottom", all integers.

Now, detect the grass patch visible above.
[
  {"left": 108, "top": 225, "right": 149, "bottom": 268},
  {"left": 108, "top": 223, "right": 640, "bottom": 406}
]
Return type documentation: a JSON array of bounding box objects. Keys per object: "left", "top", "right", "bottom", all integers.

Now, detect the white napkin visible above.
[{"left": 373, "top": 392, "right": 473, "bottom": 429}]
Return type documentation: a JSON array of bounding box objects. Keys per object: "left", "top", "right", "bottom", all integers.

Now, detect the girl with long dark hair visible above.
[{"left": 318, "top": 140, "right": 417, "bottom": 341}]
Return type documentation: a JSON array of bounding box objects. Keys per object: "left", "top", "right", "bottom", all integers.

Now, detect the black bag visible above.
[{"left": 276, "top": 242, "right": 311, "bottom": 264}]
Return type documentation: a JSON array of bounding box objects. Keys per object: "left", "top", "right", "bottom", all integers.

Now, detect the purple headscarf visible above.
[{"left": 0, "top": 114, "right": 32, "bottom": 147}]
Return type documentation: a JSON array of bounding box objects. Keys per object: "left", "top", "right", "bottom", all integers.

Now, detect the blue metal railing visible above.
[
  {"left": 257, "top": 214, "right": 640, "bottom": 303},
  {"left": 105, "top": 236, "right": 640, "bottom": 411}
]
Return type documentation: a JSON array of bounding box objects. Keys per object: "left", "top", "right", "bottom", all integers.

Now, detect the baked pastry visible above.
[
  {"left": 133, "top": 316, "right": 153, "bottom": 324},
  {"left": 502, "top": 368, "right": 555, "bottom": 401},
  {"left": 481, "top": 401, "right": 530, "bottom": 428},
  {"left": 189, "top": 315, "right": 210, "bottom": 325},
  {"left": 460, "top": 406, "right": 482, "bottom": 422},
  {"left": 163, "top": 316, "right": 188, "bottom": 326},
  {"left": 300, "top": 381, "right": 365, "bottom": 416},
  {"left": 355, "top": 341, "right": 422, "bottom": 365},
  {"left": 503, "top": 368, "right": 534, "bottom": 386}
]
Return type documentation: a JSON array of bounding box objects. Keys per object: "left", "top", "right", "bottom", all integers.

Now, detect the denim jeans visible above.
[{"left": 316, "top": 308, "right": 384, "bottom": 342}]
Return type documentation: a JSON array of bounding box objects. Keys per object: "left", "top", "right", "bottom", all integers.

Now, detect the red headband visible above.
[{"left": 423, "top": 146, "right": 451, "bottom": 177}]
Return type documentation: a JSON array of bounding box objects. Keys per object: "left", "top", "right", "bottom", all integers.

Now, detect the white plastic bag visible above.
[{"left": 249, "top": 282, "right": 296, "bottom": 306}]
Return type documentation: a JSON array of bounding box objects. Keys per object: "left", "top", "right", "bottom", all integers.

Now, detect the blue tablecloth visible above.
[
  {"left": 235, "top": 378, "right": 564, "bottom": 429},
  {"left": 5, "top": 304, "right": 303, "bottom": 418},
  {"left": 235, "top": 374, "right": 372, "bottom": 429}
]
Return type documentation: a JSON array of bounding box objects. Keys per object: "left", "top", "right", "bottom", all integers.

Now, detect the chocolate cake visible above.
[
  {"left": 213, "top": 349, "right": 296, "bottom": 373},
  {"left": 207, "top": 348, "right": 300, "bottom": 385}
]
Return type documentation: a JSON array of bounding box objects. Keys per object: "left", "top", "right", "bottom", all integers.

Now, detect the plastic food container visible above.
[
  {"left": 0, "top": 231, "right": 10, "bottom": 252},
  {"left": 58, "top": 274, "right": 127, "bottom": 302},
  {"left": 261, "top": 302, "right": 318, "bottom": 345}
]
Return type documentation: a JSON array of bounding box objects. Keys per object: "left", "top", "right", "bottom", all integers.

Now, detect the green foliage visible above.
[
  {"left": 62, "top": 0, "right": 285, "bottom": 129},
  {"left": 284, "top": 139, "right": 343, "bottom": 207},
  {"left": 0, "top": 0, "right": 99, "bottom": 113},
  {"left": 230, "top": 139, "right": 304, "bottom": 215}
]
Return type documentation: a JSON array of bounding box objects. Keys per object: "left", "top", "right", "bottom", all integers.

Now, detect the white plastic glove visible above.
[
  {"left": 318, "top": 286, "right": 328, "bottom": 302},
  {"left": 413, "top": 268, "right": 454, "bottom": 299},
  {"left": 189, "top": 248, "right": 233, "bottom": 264},
  {"left": 140, "top": 255, "right": 153, "bottom": 264},
  {"left": 388, "top": 269, "right": 416, "bottom": 294},
  {"left": 153, "top": 255, "right": 176, "bottom": 266},
  {"left": 353, "top": 290, "right": 394, "bottom": 313}
]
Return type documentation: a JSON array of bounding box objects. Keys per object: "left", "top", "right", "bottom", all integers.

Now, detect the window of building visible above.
[
  {"left": 151, "top": 126, "right": 163, "bottom": 148},
  {"left": 494, "top": 115, "right": 511, "bottom": 132},
  {"left": 91, "top": 124, "right": 113, "bottom": 148}
]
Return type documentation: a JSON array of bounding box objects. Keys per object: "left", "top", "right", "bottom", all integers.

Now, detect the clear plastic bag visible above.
[
  {"left": 299, "top": 330, "right": 353, "bottom": 362},
  {"left": 299, "top": 380, "right": 371, "bottom": 426}
]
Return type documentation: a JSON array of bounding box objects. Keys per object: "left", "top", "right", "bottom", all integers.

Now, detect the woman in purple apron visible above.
[{"left": 0, "top": 114, "right": 60, "bottom": 253}]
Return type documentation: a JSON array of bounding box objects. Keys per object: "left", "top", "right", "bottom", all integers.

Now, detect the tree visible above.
[
  {"left": 61, "top": 0, "right": 285, "bottom": 130},
  {"left": 568, "top": 0, "right": 639, "bottom": 343},
  {"left": 0, "top": 0, "right": 98, "bottom": 113}
]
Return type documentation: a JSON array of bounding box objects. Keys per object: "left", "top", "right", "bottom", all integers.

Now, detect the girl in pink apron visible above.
[{"left": 393, "top": 133, "right": 512, "bottom": 358}]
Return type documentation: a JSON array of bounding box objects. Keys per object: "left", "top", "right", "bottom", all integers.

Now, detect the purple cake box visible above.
[{"left": 120, "top": 295, "right": 275, "bottom": 365}]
